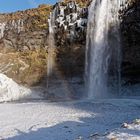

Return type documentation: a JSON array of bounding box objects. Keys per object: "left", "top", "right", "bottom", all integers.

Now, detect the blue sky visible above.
[{"left": 0, "top": 0, "right": 57, "bottom": 13}]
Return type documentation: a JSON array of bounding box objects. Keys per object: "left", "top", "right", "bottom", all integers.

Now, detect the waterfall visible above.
[
  {"left": 85, "top": 0, "right": 125, "bottom": 98},
  {"left": 47, "top": 8, "right": 56, "bottom": 76}
]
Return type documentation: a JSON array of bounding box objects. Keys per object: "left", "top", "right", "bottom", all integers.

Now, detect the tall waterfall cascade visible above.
[
  {"left": 47, "top": 9, "right": 57, "bottom": 76},
  {"left": 85, "top": 0, "right": 127, "bottom": 98}
]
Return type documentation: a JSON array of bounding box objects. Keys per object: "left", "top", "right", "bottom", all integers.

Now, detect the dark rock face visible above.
[
  {"left": 2, "top": 30, "right": 47, "bottom": 51},
  {"left": 121, "top": 0, "right": 140, "bottom": 83},
  {"left": 0, "top": 5, "right": 51, "bottom": 51},
  {"left": 51, "top": 1, "right": 88, "bottom": 76},
  {"left": 53, "top": 1, "right": 88, "bottom": 47}
]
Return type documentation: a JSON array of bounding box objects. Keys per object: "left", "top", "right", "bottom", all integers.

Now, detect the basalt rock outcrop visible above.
[
  {"left": 51, "top": 1, "right": 88, "bottom": 76},
  {"left": 121, "top": 0, "right": 140, "bottom": 83}
]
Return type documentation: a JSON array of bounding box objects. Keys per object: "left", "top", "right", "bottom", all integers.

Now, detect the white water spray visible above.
[{"left": 85, "top": 0, "right": 127, "bottom": 98}]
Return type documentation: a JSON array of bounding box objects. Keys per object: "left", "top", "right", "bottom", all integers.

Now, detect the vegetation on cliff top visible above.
[
  {"left": 64, "top": 0, "right": 91, "bottom": 7},
  {"left": 0, "top": 4, "right": 52, "bottom": 30},
  {"left": 0, "top": 48, "right": 48, "bottom": 86}
]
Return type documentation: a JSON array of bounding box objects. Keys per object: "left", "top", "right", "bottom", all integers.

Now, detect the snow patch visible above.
[
  {"left": 0, "top": 23, "right": 6, "bottom": 38},
  {"left": 0, "top": 74, "right": 41, "bottom": 102},
  {"left": 106, "top": 120, "right": 140, "bottom": 140},
  {"left": 0, "top": 19, "right": 24, "bottom": 39}
]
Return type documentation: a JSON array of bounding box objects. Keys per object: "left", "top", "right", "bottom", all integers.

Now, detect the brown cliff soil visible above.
[{"left": 0, "top": 49, "right": 48, "bottom": 86}]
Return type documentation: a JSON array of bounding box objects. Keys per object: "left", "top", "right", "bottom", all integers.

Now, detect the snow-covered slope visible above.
[{"left": 0, "top": 74, "right": 42, "bottom": 102}]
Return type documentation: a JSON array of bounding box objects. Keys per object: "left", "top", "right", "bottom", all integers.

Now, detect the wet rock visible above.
[
  {"left": 121, "top": 0, "right": 140, "bottom": 84},
  {"left": 121, "top": 122, "right": 129, "bottom": 128},
  {"left": 51, "top": 1, "right": 88, "bottom": 77}
]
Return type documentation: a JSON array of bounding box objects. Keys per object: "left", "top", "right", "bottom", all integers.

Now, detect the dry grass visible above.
[
  {"left": 0, "top": 49, "right": 48, "bottom": 86},
  {"left": 64, "top": 0, "right": 91, "bottom": 7}
]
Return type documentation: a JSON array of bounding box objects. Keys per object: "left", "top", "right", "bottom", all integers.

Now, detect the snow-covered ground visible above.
[
  {"left": 0, "top": 99, "right": 140, "bottom": 140},
  {"left": 0, "top": 73, "right": 85, "bottom": 102},
  {"left": 0, "top": 74, "right": 44, "bottom": 102},
  {"left": 0, "top": 74, "right": 140, "bottom": 139}
]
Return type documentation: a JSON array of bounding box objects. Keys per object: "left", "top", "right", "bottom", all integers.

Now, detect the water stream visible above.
[
  {"left": 47, "top": 9, "right": 56, "bottom": 77},
  {"left": 85, "top": 0, "right": 127, "bottom": 98}
]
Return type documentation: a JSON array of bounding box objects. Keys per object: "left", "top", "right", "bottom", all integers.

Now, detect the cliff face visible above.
[
  {"left": 0, "top": 5, "right": 51, "bottom": 51},
  {"left": 121, "top": 0, "right": 140, "bottom": 83},
  {"left": 53, "top": 1, "right": 88, "bottom": 47},
  {"left": 51, "top": 1, "right": 88, "bottom": 76},
  {"left": 0, "top": 0, "right": 139, "bottom": 86},
  {"left": 0, "top": 5, "right": 52, "bottom": 85},
  {"left": 0, "top": 1, "right": 88, "bottom": 85}
]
